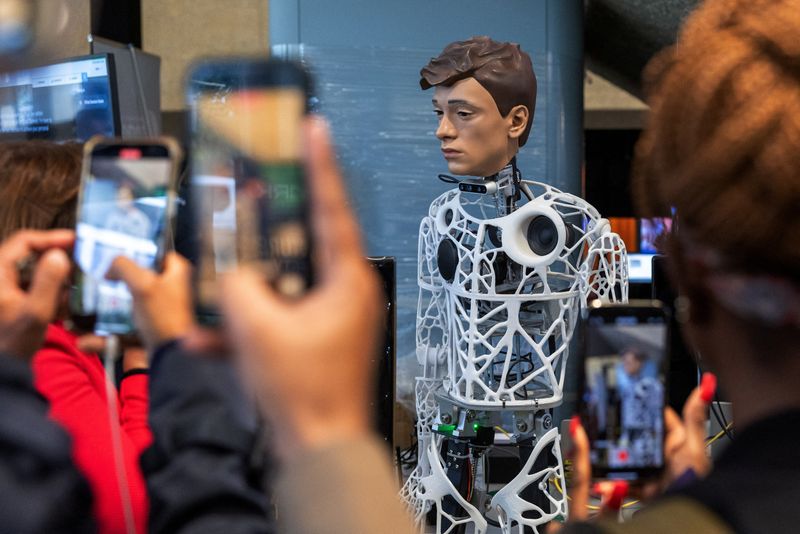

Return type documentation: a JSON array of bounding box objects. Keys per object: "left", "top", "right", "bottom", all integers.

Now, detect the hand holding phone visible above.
[
  {"left": 69, "top": 136, "right": 182, "bottom": 335},
  {"left": 579, "top": 301, "right": 669, "bottom": 482}
]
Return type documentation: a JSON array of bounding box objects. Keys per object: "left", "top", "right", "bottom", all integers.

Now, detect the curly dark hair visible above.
[{"left": 633, "top": 0, "right": 800, "bottom": 280}]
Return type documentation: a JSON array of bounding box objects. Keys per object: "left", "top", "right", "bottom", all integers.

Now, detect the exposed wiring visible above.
[
  {"left": 494, "top": 426, "right": 512, "bottom": 439},
  {"left": 438, "top": 173, "right": 461, "bottom": 184},
  {"left": 706, "top": 422, "right": 734, "bottom": 447}
]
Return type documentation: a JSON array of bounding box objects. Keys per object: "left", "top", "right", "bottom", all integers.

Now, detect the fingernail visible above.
[
  {"left": 700, "top": 372, "right": 717, "bottom": 403},
  {"left": 591, "top": 482, "right": 603, "bottom": 495},
  {"left": 607, "top": 480, "right": 629, "bottom": 510},
  {"left": 569, "top": 415, "right": 581, "bottom": 438}
]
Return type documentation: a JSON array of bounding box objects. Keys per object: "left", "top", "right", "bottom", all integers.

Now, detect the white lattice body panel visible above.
[{"left": 403, "top": 177, "right": 629, "bottom": 531}]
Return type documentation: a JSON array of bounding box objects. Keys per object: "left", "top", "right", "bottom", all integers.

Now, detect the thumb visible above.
[
  {"left": 106, "top": 256, "right": 153, "bottom": 293},
  {"left": 25, "top": 248, "right": 71, "bottom": 323},
  {"left": 684, "top": 372, "right": 716, "bottom": 442}
]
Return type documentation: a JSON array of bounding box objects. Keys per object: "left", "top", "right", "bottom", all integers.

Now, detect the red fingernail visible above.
[
  {"left": 569, "top": 415, "right": 581, "bottom": 438},
  {"left": 700, "top": 372, "right": 717, "bottom": 403},
  {"left": 591, "top": 482, "right": 603, "bottom": 495},
  {"left": 607, "top": 481, "right": 629, "bottom": 510}
]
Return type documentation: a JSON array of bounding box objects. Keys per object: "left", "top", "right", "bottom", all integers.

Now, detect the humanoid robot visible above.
[{"left": 400, "top": 37, "right": 629, "bottom": 534}]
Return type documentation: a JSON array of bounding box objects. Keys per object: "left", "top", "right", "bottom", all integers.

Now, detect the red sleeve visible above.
[
  {"left": 32, "top": 327, "right": 149, "bottom": 534},
  {"left": 119, "top": 373, "right": 153, "bottom": 455}
]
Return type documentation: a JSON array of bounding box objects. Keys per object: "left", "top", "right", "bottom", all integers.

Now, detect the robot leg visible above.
[
  {"left": 419, "top": 438, "right": 488, "bottom": 534},
  {"left": 490, "top": 428, "right": 568, "bottom": 534}
]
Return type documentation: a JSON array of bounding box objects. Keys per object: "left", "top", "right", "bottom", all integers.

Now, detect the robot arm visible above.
[
  {"left": 416, "top": 215, "right": 449, "bottom": 378},
  {"left": 581, "top": 219, "right": 629, "bottom": 306}
]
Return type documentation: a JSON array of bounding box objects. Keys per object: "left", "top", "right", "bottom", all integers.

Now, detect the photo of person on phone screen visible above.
[
  {"left": 103, "top": 180, "right": 153, "bottom": 240},
  {"left": 615, "top": 347, "right": 663, "bottom": 467}
]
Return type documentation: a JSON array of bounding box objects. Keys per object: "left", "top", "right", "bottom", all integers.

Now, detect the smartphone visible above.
[
  {"left": 70, "top": 136, "right": 182, "bottom": 335},
  {"left": 186, "top": 58, "right": 313, "bottom": 325},
  {"left": 579, "top": 300, "right": 669, "bottom": 481}
]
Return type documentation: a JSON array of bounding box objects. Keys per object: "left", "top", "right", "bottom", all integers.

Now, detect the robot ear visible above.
[{"left": 506, "top": 104, "right": 529, "bottom": 140}]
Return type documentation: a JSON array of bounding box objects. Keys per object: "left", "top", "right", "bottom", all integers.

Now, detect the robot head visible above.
[{"left": 420, "top": 36, "right": 537, "bottom": 177}]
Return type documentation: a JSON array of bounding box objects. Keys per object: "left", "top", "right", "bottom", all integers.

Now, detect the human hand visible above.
[
  {"left": 106, "top": 252, "right": 195, "bottom": 353},
  {"left": 0, "top": 230, "right": 74, "bottom": 360},
  {"left": 220, "top": 117, "right": 384, "bottom": 460},
  {"left": 562, "top": 373, "right": 717, "bottom": 528},
  {"left": 662, "top": 372, "right": 716, "bottom": 483}
]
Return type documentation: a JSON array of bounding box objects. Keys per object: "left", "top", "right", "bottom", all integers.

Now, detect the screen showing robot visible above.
[
  {"left": 73, "top": 152, "right": 171, "bottom": 334},
  {"left": 583, "top": 313, "right": 667, "bottom": 474},
  {"left": 0, "top": 55, "right": 116, "bottom": 141}
]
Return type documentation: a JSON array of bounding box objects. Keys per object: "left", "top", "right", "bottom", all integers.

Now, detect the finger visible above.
[
  {"left": 567, "top": 416, "right": 591, "bottom": 521},
  {"left": 161, "top": 252, "right": 191, "bottom": 284},
  {"left": 684, "top": 373, "right": 716, "bottom": 441},
  {"left": 0, "top": 229, "right": 75, "bottom": 281},
  {"left": 603, "top": 481, "right": 629, "bottom": 513},
  {"left": 24, "top": 248, "right": 72, "bottom": 323},
  {"left": 303, "top": 117, "right": 364, "bottom": 271},
  {"left": 664, "top": 406, "right": 686, "bottom": 456},
  {"left": 105, "top": 256, "right": 155, "bottom": 293}
]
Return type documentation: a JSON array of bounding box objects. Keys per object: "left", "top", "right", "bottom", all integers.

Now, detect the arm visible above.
[
  {"left": 0, "top": 354, "right": 95, "bottom": 532},
  {"left": 582, "top": 223, "right": 629, "bottom": 306},
  {"left": 142, "top": 341, "right": 273, "bottom": 534},
  {"left": 119, "top": 371, "right": 153, "bottom": 454},
  {"left": 0, "top": 230, "right": 94, "bottom": 532},
  {"left": 106, "top": 255, "right": 274, "bottom": 534},
  {"left": 32, "top": 332, "right": 150, "bottom": 534}
]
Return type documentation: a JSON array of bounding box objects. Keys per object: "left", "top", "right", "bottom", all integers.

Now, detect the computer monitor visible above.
[
  {"left": 0, "top": 54, "right": 120, "bottom": 141},
  {"left": 89, "top": 36, "right": 161, "bottom": 137},
  {"left": 608, "top": 216, "right": 672, "bottom": 283}
]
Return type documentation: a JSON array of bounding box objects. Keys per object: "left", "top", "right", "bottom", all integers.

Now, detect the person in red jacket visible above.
[{"left": 0, "top": 141, "right": 152, "bottom": 534}]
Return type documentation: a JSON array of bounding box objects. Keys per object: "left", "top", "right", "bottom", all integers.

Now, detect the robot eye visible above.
[{"left": 526, "top": 216, "right": 559, "bottom": 256}]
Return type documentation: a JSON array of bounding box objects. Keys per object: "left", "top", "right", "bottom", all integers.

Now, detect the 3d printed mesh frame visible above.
[
  {"left": 403, "top": 181, "right": 629, "bottom": 531},
  {"left": 420, "top": 182, "right": 628, "bottom": 409}
]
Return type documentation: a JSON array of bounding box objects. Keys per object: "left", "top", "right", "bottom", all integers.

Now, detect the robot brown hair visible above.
[{"left": 420, "top": 35, "right": 537, "bottom": 147}]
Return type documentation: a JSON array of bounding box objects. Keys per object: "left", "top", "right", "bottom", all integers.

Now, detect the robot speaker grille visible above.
[
  {"left": 526, "top": 216, "right": 558, "bottom": 256},
  {"left": 437, "top": 238, "right": 458, "bottom": 282}
]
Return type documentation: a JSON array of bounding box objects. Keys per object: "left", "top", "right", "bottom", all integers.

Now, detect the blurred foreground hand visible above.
[
  {"left": 0, "top": 230, "right": 73, "bottom": 359},
  {"left": 221, "top": 117, "right": 385, "bottom": 460}
]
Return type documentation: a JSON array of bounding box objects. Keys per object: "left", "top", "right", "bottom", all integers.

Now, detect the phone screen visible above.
[
  {"left": 581, "top": 304, "right": 668, "bottom": 480},
  {"left": 188, "top": 60, "right": 312, "bottom": 323},
  {"left": 72, "top": 142, "right": 176, "bottom": 335}
]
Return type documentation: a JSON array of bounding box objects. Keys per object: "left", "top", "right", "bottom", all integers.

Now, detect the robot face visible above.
[{"left": 432, "top": 78, "right": 517, "bottom": 177}]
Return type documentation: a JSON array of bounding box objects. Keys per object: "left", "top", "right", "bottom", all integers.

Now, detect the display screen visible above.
[
  {"left": 73, "top": 147, "right": 173, "bottom": 334},
  {"left": 608, "top": 217, "right": 673, "bottom": 283},
  {"left": 0, "top": 55, "right": 117, "bottom": 141},
  {"left": 188, "top": 62, "right": 311, "bottom": 322},
  {"left": 582, "top": 308, "right": 667, "bottom": 478}
]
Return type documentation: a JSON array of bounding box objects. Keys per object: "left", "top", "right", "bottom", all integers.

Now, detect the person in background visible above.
[
  {"left": 0, "top": 141, "right": 152, "bottom": 534},
  {"left": 562, "top": 0, "right": 800, "bottom": 532}
]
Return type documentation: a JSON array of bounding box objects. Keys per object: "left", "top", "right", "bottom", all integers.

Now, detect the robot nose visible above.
[{"left": 436, "top": 115, "right": 456, "bottom": 140}]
